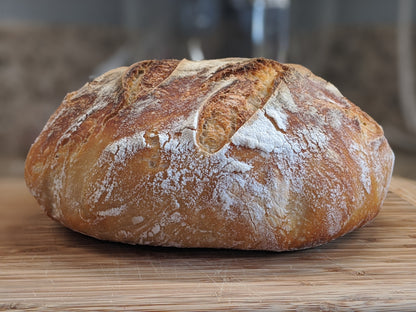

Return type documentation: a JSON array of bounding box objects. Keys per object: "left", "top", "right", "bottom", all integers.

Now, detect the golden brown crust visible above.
[
  {"left": 25, "top": 58, "right": 394, "bottom": 251},
  {"left": 197, "top": 59, "right": 286, "bottom": 153}
]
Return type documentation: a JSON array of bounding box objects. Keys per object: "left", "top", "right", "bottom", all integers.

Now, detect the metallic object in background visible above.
[
  {"left": 251, "top": 0, "right": 290, "bottom": 62},
  {"left": 180, "top": 0, "right": 222, "bottom": 60},
  {"left": 92, "top": 0, "right": 291, "bottom": 71}
]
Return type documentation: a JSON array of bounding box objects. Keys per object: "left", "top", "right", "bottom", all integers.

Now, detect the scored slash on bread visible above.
[{"left": 25, "top": 58, "right": 394, "bottom": 251}]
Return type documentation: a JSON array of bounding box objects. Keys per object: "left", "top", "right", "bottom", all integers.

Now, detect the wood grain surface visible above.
[{"left": 1, "top": 177, "right": 416, "bottom": 311}]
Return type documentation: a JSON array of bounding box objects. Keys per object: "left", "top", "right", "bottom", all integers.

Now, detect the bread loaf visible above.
[{"left": 25, "top": 58, "right": 394, "bottom": 251}]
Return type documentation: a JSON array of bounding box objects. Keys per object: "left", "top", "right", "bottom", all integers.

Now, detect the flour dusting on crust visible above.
[
  {"left": 24, "top": 58, "right": 395, "bottom": 251},
  {"left": 84, "top": 59, "right": 391, "bottom": 247}
]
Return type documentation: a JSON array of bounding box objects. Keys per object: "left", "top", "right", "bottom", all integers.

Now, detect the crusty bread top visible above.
[{"left": 25, "top": 58, "right": 394, "bottom": 251}]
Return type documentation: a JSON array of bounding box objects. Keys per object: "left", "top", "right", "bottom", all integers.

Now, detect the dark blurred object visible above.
[
  {"left": 1, "top": 0, "right": 416, "bottom": 179},
  {"left": 396, "top": 0, "right": 416, "bottom": 148}
]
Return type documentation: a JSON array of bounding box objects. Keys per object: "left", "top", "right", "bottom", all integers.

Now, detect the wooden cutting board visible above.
[{"left": 1, "top": 177, "right": 415, "bottom": 311}]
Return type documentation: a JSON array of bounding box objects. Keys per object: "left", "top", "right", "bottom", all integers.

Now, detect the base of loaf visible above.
[{"left": 25, "top": 58, "right": 394, "bottom": 251}]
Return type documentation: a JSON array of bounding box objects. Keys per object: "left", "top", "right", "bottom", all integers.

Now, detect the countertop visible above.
[{"left": 1, "top": 176, "right": 416, "bottom": 311}]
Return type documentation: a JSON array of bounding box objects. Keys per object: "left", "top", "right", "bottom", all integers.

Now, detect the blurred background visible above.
[{"left": 1, "top": 0, "right": 416, "bottom": 179}]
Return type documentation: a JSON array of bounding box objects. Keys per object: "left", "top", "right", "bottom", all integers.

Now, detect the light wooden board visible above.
[{"left": 1, "top": 178, "right": 416, "bottom": 311}]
